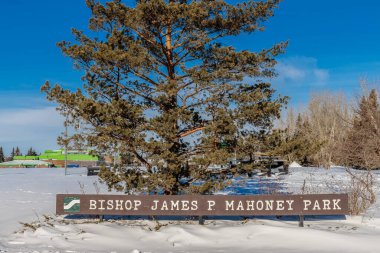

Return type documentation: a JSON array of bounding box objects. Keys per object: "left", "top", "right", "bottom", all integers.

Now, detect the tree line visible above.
[
  {"left": 275, "top": 86, "right": 380, "bottom": 170},
  {"left": 0, "top": 147, "right": 39, "bottom": 162}
]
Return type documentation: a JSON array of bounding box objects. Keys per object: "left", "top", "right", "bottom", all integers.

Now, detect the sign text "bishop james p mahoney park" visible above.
[{"left": 57, "top": 194, "right": 349, "bottom": 216}]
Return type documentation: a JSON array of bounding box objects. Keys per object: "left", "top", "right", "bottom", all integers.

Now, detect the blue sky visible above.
[{"left": 0, "top": 0, "right": 379, "bottom": 154}]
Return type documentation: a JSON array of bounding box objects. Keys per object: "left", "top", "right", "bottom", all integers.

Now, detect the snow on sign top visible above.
[{"left": 56, "top": 194, "right": 349, "bottom": 216}]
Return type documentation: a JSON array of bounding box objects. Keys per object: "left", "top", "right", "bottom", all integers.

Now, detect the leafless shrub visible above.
[
  {"left": 324, "top": 168, "right": 376, "bottom": 215},
  {"left": 259, "top": 175, "right": 283, "bottom": 195},
  {"left": 93, "top": 181, "right": 101, "bottom": 194},
  {"left": 78, "top": 181, "right": 86, "bottom": 194},
  {"left": 346, "top": 168, "right": 376, "bottom": 215},
  {"left": 19, "top": 222, "right": 40, "bottom": 232},
  {"left": 149, "top": 216, "right": 168, "bottom": 231},
  {"left": 299, "top": 172, "right": 323, "bottom": 194}
]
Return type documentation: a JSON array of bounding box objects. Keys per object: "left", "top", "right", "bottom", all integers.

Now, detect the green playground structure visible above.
[{"left": 13, "top": 149, "right": 99, "bottom": 161}]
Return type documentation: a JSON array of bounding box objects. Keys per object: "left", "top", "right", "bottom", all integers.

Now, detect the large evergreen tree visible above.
[
  {"left": 43, "top": 0, "right": 287, "bottom": 194},
  {"left": 342, "top": 89, "right": 380, "bottom": 169}
]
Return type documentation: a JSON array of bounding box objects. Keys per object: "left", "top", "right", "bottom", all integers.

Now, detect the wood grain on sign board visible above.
[{"left": 57, "top": 194, "right": 349, "bottom": 216}]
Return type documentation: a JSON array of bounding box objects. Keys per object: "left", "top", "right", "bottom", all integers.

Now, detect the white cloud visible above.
[
  {"left": 277, "top": 64, "right": 306, "bottom": 81},
  {"left": 276, "top": 56, "right": 330, "bottom": 86},
  {"left": 313, "top": 69, "right": 329, "bottom": 82},
  {"left": 0, "top": 107, "right": 64, "bottom": 154}
]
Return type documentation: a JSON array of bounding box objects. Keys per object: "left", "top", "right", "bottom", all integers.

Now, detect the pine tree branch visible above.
[
  {"left": 181, "top": 86, "right": 208, "bottom": 108},
  {"left": 102, "top": 74, "right": 162, "bottom": 109},
  {"left": 131, "top": 70, "right": 160, "bottom": 87},
  {"left": 132, "top": 149, "right": 152, "bottom": 172}
]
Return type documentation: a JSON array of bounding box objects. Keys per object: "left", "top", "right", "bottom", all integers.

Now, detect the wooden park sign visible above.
[{"left": 56, "top": 194, "right": 349, "bottom": 216}]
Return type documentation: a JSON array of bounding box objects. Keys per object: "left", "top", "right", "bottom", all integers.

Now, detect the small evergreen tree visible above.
[
  {"left": 15, "top": 146, "right": 22, "bottom": 156},
  {"left": 10, "top": 147, "right": 15, "bottom": 159},
  {"left": 0, "top": 147, "right": 4, "bottom": 163},
  {"left": 275, "top": 114, "right": 323, "bottom": 166},
  {"left": 27, "top": 147, "right": 38, "bottom": 156}
]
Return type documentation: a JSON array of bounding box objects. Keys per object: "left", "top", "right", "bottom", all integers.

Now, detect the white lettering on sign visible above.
[
  {"left": 107, "top": 199, "right": 114, "bottom": 210},
  {"left": 333, "top": 199, "right": 341, "bottom": 210},
  {"left": 89, "top": 199, "right": 142, "bottom": 211},
  {"left": 182, "top": 200, "right": 189, "bottom": 210},
  {"left": 246, "top": 200, "right": 254, "bottom": 210},
  {"left": 313, "top": 200, "right": 321, "bottom": 210},
  {"left": 134, "top": 200, "right": 142, "bottom": 210},
  {"left": 256, "top": 200, "right": 264, "bottom": 210},
  {"left": 286, "top": 200, "right": 294, "bottom": 210},
  {"left": 89, "top": 200, "right": 97, "bottom": 210},
  {"left": 79, "top": 196, "right": 346, "bottom": 214},
  {"left": 161, "top": 201, "right": 168, "bottom": 211},
  {"left": 226, "top": 200, "right": 235, "bottom": 210},
  {"left": 323, "top": 200, "right": 331, "bottom": 210},
  {"left": 115, "top": 200, "right": 123, "bottom": 210},
  {"left": 303, "top": 200, "right": 312, "bottom": 210},
  {"left": 171, "top": 200, "right": 180, "bottom": 210},
  {"left": 276, "top": 200, "right": 284, "bottom": 211},
  {"left": 303, "top": 199, "right": 342, "bottom": 211},
  {"left": 207, "top": 200, "right": 215, "bottom": 211},
  {"left": 150, "top": 200, "right": 198, "bottom": 211},
  {"left": 191, "top": 201, "right": 198, "bottom": 210},
  {"left": 265, "top": 200, "right": 274, "bottom": 210},
  {"left": 236, "top": 201, "right": 244, "bottom": 211},
  {"left": 151, "top": 200, "right": 159, "bottom": 210},
  {"left": 225, "top": 199, "right": 295, "bottom": 211},
  {"left": 125, "top": 200, "right": 133, "bottom": 210},
  {"left": 98, "top": 199, "right": 105, "bottom": 210}
]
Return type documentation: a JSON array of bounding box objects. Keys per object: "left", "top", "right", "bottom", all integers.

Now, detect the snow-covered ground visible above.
[
  {"left": 0, "top": 168, "right": 105, "bottom": 239},
  {"left": 0, "top": 167, "right": 379, "bottom": 253}
]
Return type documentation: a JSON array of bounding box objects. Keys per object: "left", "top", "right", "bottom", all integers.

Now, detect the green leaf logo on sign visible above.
[{"left": 63, "top": 197, "right": 80, "bottom": 213}]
